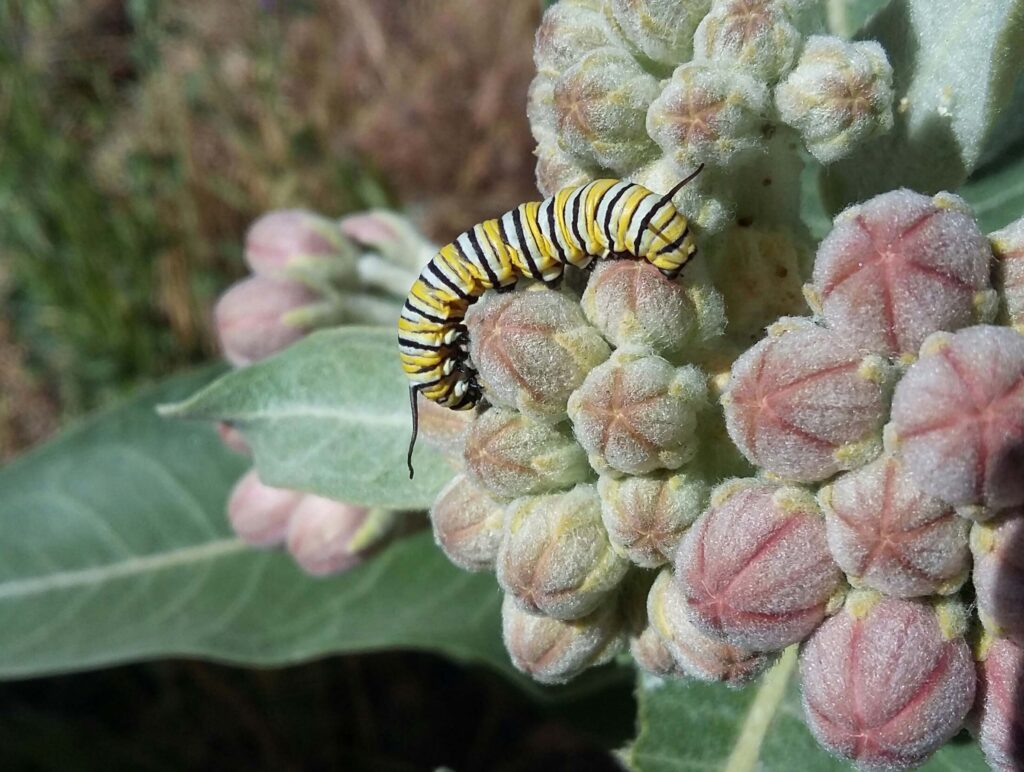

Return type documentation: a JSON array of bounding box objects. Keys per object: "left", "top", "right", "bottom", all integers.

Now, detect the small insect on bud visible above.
[
  {"left": 429, "top": 474, "right": 505, "bottom": 572},
  {"left": 534, "top": 0, "right": 614, "bottom": 79},
  {"left": 466, "top": 287, "right": 611, "bottom": 424},
  {"left": 646, "top": 63, "right": 769, "bottom": 170},
  {"left": 971, "top": 509, "right": 1024, "bottom": 643},
  {"left": 693, "top": 0, "right": 802, "bottom": 84},
  {"left": 776, "top": 36, "right": 894, "bottom": 164},
  {"left": 227, "top": 469, "right": 303, "bottom": 547},
  {"left": 675, "top": 480, "right": 842, "bottom": 651},
  {"left": 214, "top": 276, "right": 316, "bottom": 366},
  {"left": 990, "top": 217, "right": 1024, "bottom": 330},
  {"left": 975, "top": 635, "right": 1024, "bottom": 772},
  {"left": 647, "top": 568, "right": 774, "bottom": 685},
  {"left": 501, "top": 593, "right": 625, "bottom": 685},
  {"left": 244, "top": 209, "right": 352, "bottom": 278},
  {"left": 497, "top": 485, "right": 630, "bottom": 620},
  {"left": 598, "top": 469, "right": 709, "bottom": 568},
  {"left": 890, "top": 326, "right": 1024, "bottom": 514},
  {"left": 581, "top": 260, "right": 725, "bottom": 362},
  {"left": 553, "top": 47, "right": 661, "bottom": 174},
  {"left": 462, "top": 408, "right": 591, "bottom": 500},
  {"left": 286, "top": 497, "right": 386, "bottom": 577},
  {"left": 568, "top": 349, "right": 707, "bottom": 476},
  {"left": 820, "top": 455, "right": 969, "bottom": 598},
  {"left": 800, "top": 592, "right": 976, "bottom": 770},
  {"left": 809, "top": 189, "right": 995, "bottom": 359},
  {"left": 606, "top": 0, "right": 711, "bottom": 70},
  {"left": 722, "top": 319, "right": 893, "bottom": 482}
]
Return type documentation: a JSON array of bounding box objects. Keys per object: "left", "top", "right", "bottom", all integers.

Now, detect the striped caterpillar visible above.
[{"left": 399, "top": 165, "right": 703, "bottom": 477}]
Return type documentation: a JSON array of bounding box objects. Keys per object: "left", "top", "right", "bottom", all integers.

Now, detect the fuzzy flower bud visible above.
[
  {"left": 429, "top": 474, "right": 505, "bottom": 572},
  {"left": 646, "top": 63, "right": 769, "bottom": 169},
  {"left": 244, "top": 209, "right": 353, "bottom": 279},
  {"left": 414, "top": 394, "right": 474, "bottom": 464},
  {"left": 971, "top": 510, "right": 1024, "bottom": 643},
  {"left": 631, "top": 624, "right": 686, "bottom": 678},
  {"left": 776, "top": 36, "right": 894, "bottom": 164},
  {"left": 647, "top": 568, "right": 773, "bottom": 685},
  {"left": 466, "top": 287, "right": 611, "bottom": 423},
  {"left": 723, "top": 319, "right": 893, "bottom": 482},
  {"left": 975, "top": 635, "right": 1024, "bottom": 772},
  {"left": 339, "top": 210, "right": 437, "bottom": 272},
  {"left": 606, "top": 0, "right": 711, "bottom": 69},
  {"left": 227, "top": 469, "right": 302, "bottom": 547},
  {"left": 463, "top": 408, "right": 590, "bottom": 499},
  {"left": 554, "top": 48, "right": 661, "bottom": 174},
  {"left": 808, "top": 190, "right": 996, "bottom": 359},
  {"left": 568, "top": 349, "right": 707, "bottom": 476},
  {"left": 629, "top": 157, "right": 733, "bottom": 234},
  {"left": 990, "top": 217, "right": 1024, "bottom": 330},
  {"left": 534, "top": 0, "right": 615, "bottom": 79},
  {"left": 675, "top": 480, "right": 842, "bottom": 651},
  {"left": 286, "top": 496, "right": 385, "bottom": 577},
  {"left": 800, "top": 592, "right": 975, "bottom": 770},
  {"left": 497, "top": 485, "right": 630, "bottom": 620},
  {"left": 820, "top": 455, "right": 969, "bottom": 598},
  {"left": 890, "top": 326, "right": 1024, "bottom": 514},
  {"left": 693, "top": 0, "right": 802, "bottom": 84},
  {"left": 214, "top": 276, "right": 315, "bottom": 366},
  {"left": 535, "top": 141, "right": 594, "bottom": 198},
  {"left": 581, "top": 260, "right": 725, "bottom": 362},
  {"left": 597, "top": 469, "right": 709, "bottom": 568},
  {"left": 501, "top": 593, "right": 625, "bottom": 684}
]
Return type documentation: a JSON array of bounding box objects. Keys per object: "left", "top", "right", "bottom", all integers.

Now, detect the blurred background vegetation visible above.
[{"left": 0, "top": 2, "right": 632, "bottom": 768}]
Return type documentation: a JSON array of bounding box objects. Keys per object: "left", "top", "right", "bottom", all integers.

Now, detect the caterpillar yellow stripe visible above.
[{"left": 399, "top": 166, "right": 703, "bottom": 477}]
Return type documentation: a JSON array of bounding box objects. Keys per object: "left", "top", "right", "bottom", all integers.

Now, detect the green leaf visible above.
[
  {"left": 0, "top": 369, "right": 510, "bottom": 679},
  {"left": 961, "top": 146, "right": 1024, "bottom": 232},
  {"left": 624, "top": 647, "right": 987, "bottom": 772},
  {"left": 160, "top": 327, "right": 452, "bottom": 510},
  {"left": 822, "top": 0, "right": 1024, "bottom": 211},
  {"left": 825, "top": 0, "right": 893, "bottom": 38}
]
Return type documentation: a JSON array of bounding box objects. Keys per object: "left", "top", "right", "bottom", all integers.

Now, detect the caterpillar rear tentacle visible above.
[{"left": 399, "top": 165, "right": 704, "bottom": 478}]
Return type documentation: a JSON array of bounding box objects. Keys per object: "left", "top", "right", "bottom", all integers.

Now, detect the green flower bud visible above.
[
  {"left": 430, "top": 474, "right": 505, "bottom": 572},
  {"left": 647, "top": 63, "right": 769, "bottom": 169},
  {"left": 527, "top": 75, "right": 559, "bottom": 147},
  {"left": 693, "top": 0, "right": 802, "bottom": 84},
  {"left": 776, "top": 36, "right": 894, "bottom": 164},
  {"left": 568, "top": 349, "right": 708, "bottom": 476},
  {"left": 534, "top": 0, "right": 616, "bottom": 79},
  {"left": 463, "top": 408, "right": 591, "bottom": 499},
  {"left": 535, "top": 141, "right": 596, "bottom": 197},
  {"left": 990, "top": 217, "right": 1024, "bottom": 331},
  {"left": 605, "top": 0, "right": 712, "bottom": 69},
  {"left": 498, "top": 484, "right": 630, "bottom": 620}
]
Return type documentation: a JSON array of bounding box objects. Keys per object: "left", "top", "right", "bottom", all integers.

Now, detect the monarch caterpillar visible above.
[{"left": 399, "top": 165, "right": 704, "bottom": 477}]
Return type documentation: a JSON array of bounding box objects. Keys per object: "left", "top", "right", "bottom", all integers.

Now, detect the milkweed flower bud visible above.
[
  {"left": 606, "top": 0, "right": 711, "bottom": 69},
  {"left": 463, "top": 408, "right": 590, "bottom": 499},
  {"left": 693, "top": 0, "right": 802, "bottom": 84},
  {"left": 414, "top": 394, "right": 474, "bottom": 464},
  {"left": 527, "top": 76, "right": 559, "bottom": 146},
  {"left": 554, "top": 48, "right": 661, "bottom": 174},
  {"left": 808, "top": 190, "right": 995, "bottom": 359},
  {"left": 501, "top": 593, "right": 625, "bottom": 684},
  {"left": 776, "top": 36, "right": 894, "bottom": 164},
  {"left": 890, "top": 326, "right": 1024, "bottom": 513},
  {"left": 800, "top": 592, "right": 975, "bottom": 770},
  {"left": 534, "top": 0, "right": 615, "bottom": 79},
  {"left": 675, "top": 480, "right": 842, "bottom": 651},
  {"left": 286, "top": 496, "right": 384, "bottom": 577},
  {"left": 971, "top": 510, "right": 1024, "bottom": 642},
  {"left": 497, "top": 485, "right": 630, "bottom": 620},
  {"left": 214, "top": 276, "right": 315, "bottom": 366},
  {"left": 990, "top": 217, "right": 1024, "bottom": 330},
  {"left": 722, "top": 319, "right": 893, "bottom": 482},
  {"left": 598, "top": 469, "right": 709, "bottom": 568},
  {"left": 629, "top": 157, "right": 733, "bottom": 234},
  {"left": 581, "top": 260, "right": 725, "bottom": 362},
  {"left": 646, "top": 63, "right": 769, "bottom": 169},
  {"left": 535, "top": 141, "right": 594, "bottom": 198},
  {"left": 647, "top": 568, "right": 773, "bottom": 684},
  {"left": 244, "top": 209, "right": 352, "bottom": 279},
  {"left": 631, "top": 623, "right": 686, "bottom": 678},
  {"left": 568, "top": 349, "right": 707, "bottom": 476},
  {"left": 466, "top": 287, "right": 611, "bottom": 423},
  {"left": 339, "top": 210, "right": 437, "bottom": 272},
  {"left": 429, "top": 474, "right": 505, "bottom": 572},
  {"left": 820, "top": 455, "right": 969, "bottom": 598},
  {"left": 975, "top": 635, "right": 1024, "bottom": 772},
  {"left": 227, "top": 469, "right": 303, "bottom": 547}
]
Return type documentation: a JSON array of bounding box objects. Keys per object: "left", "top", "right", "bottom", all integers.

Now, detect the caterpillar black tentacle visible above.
[{"left": 400, "top": 167, "right": 703, "bottom": 477}]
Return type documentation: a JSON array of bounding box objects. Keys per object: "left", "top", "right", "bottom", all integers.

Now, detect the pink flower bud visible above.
[
  {"left": 890, "top": 326, "right": 1024, "bottom": 514},
  {"left": 800, "top": 593, "right": 976, "bottom": 770},
  {"left": 214, "top": 276, "right": 315, "bottom": 366},
  {"left": 244, "top": 209, "right": 347, "bottom": 277},
  {"left": 975, "top": 635, "right": 1024, "bottom": 772},
  {"left": 285, "top": 496, "right": 376, "bottom": 577},
  {"left": 429, "top": 474, "right": 505, "bottom": 572},
  {"left": 631, "top": 624, "right": 686, "bottom": 679},
  {"left": 226, "top": 469, "right": 303, "bottom": 547},
  {"left": 991, "top": 217, "right": 1024, "bottom": 330},
  {"left": 809, "top": 190, "right": 995, "bottom": 358},
  {"left": 820, "top": 455, "right": 969, "bottom": 597},
  {"left": 338, "top": 210, "right": 436, "bottom": 271},
  {"left": 693, "top": 0, "right": 802, "bottom": 83},
  {"left": 723, "top": 319, "right": 893, "bottom": 482},
  {"left": 675, "top": 480, "right": 842, "bottom": 651},
  {"left": 972, "top": 510, "right": 1024, "bottom": 643}
]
